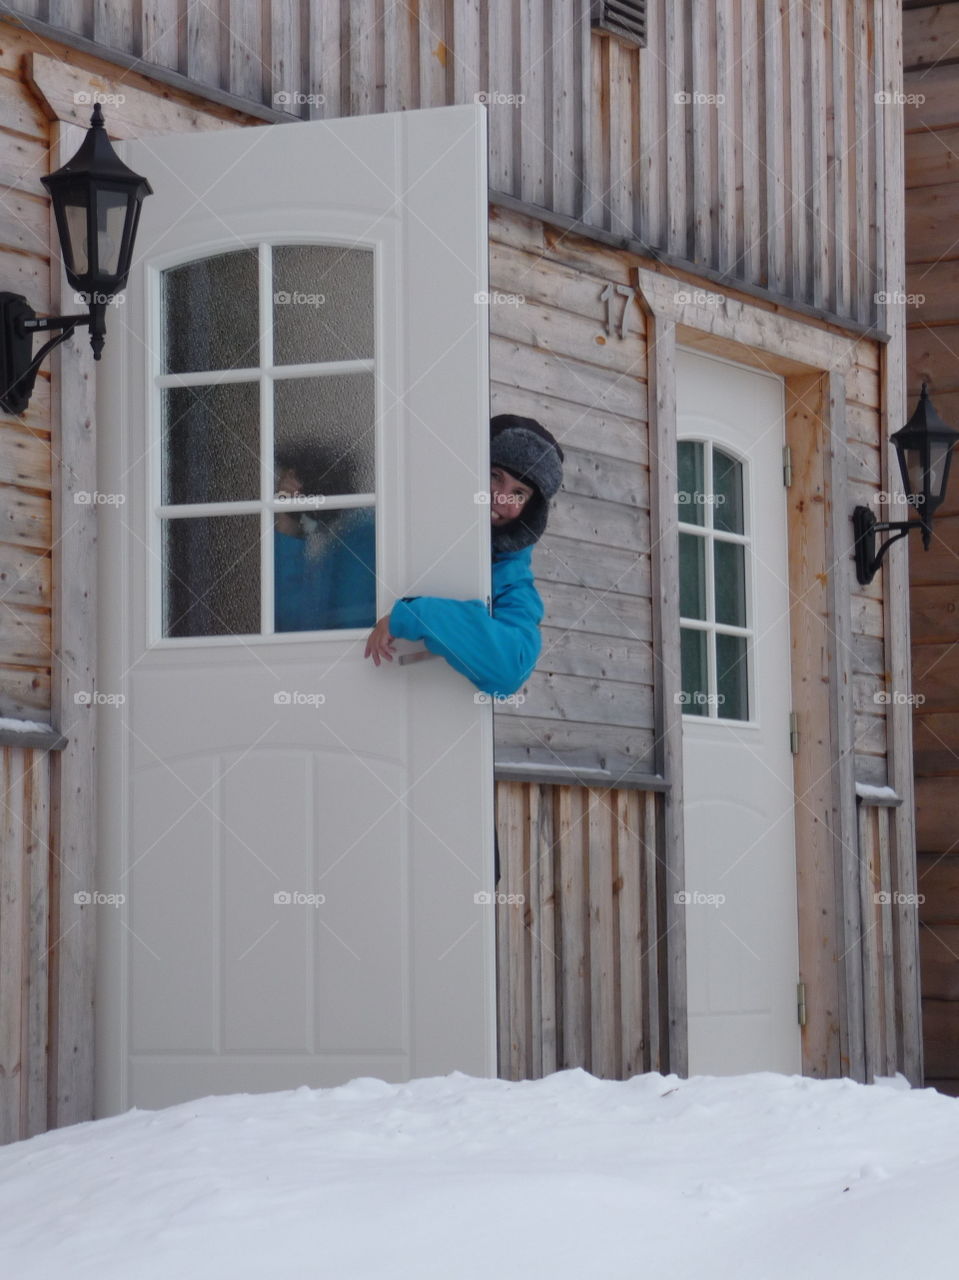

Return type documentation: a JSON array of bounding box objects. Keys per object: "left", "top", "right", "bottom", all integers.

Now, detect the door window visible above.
[
  {"left": 156, "top": 244, "right": 377, "bottom": 639},
  {"left": 677, "top": 439, "right": 751, "bottom": 720}
]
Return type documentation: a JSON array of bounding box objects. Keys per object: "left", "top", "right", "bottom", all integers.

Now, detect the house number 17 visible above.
[{"left": 600, "top": 282, "right": 640, "bottom": 339}]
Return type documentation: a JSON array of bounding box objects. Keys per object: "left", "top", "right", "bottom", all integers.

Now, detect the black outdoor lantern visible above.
[
  {"left": 853, "top": 383, "right": 959, "bottom": 584},
  {"left": 0, "top": 104, "right": 152, "bottom": 416}
]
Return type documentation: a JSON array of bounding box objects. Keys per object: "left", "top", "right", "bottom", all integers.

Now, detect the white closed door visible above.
[
  {"left": 95, "top": 107, "right": 494, "bottom": 1114},
  {"left": 676, "top": 347, "right": 801, "bottom": 1075}
]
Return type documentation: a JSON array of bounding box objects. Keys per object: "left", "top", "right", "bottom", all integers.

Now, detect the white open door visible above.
[
  {"left": 676, "top": 347, "right": 801, "bottom": 1076},
  {"left": 95, "top": 106, "right": 494, "bottom": 1114}
]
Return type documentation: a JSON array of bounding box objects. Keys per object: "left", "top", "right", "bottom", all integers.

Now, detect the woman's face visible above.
[{"left": 490, "top": 466, "right": 535, "bottom": 526}]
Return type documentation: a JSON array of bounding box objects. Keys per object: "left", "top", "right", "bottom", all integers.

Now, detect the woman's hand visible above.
[{"left": 364, "top": 614, "right": 397, "bottom": 665}]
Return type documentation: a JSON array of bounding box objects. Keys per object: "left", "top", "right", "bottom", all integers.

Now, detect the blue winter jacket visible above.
[
  {"left": 388, "top": 545, "right": 544, "bottom": 697},
  {"left": 274, "top": 508, "right": 377, "bottom": 632}
]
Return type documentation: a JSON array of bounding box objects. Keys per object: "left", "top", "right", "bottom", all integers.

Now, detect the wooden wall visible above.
[
  {"left": 495, "top": 779, "right": 668, "bottom": 1079},
  {"left": 3, "top": 0, "right": 897, "bottom": 331},
  {"left": 905, "top": 1, "right": 959, "bottom": 1095},
  {"left": 488, "top": 203, "right": 654, "bottom": 782}
]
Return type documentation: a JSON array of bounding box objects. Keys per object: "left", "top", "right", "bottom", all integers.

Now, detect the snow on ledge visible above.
[
  {"left": 855, "top": 782, "right": 901, "bottom": 806},
  {"left": 0, "top": 715, "right": 54, "bottom": 734}
]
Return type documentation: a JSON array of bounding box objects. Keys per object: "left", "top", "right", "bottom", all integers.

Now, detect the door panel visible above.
[
  {"left": 677, "top": 347, "right": 801, "bottom": 1075},
  {"left": 96, "top": 107, "right": 494, "bottom": 1113}
]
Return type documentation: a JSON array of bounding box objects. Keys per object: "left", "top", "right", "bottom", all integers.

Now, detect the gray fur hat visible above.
[{"left": 490, "top": 414, "right": 565, "bottom": 552}]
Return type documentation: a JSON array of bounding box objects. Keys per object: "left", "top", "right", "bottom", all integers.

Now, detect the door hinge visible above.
[
  {"left": 797, "top": 981, "right": 807, "bottom": 1027},
  {"left": 783, "top": 445, "right": 793, "bottom": 488},
  {"left": 789, "top": 711, "right": 800, "bottom": 755}
]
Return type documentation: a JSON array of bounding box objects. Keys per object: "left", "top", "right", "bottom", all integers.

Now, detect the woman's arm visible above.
[{"left": 386, "top": 571, "right": 544, "bottom": 698}]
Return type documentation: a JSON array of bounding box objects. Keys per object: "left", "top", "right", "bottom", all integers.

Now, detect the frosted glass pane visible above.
[
  {"left": 717, "top": 633, "right": 748, "bottom": 720},
  {"left": 679, "top": 532, "right": 706, "bottom": 620},
  {"left": 164, "top": 515, "right": 260, "bottom": 637},
  {"left": 273, "top": 245, "right": 374, "bottom": 365},
  {"left": 275, "top": 506, "right": 376, "bottom": 632},
  {"left": 680, "top": 628, "right": 708, "bottom": 717},
  {"left": 714, "top": 540, "right": 746, "bottom": 627},
  {"left": 274, "top": 375, "right": 375, "bottom": 496},
  {"left": 677, "top": 440, "right": 705, "bottom": 526},
  {"left": 162, "top": 384, "right": 259, "bottom": 505},
  {"left": 713, "top": 448, "right": 744, "bottom": 534},
  {"left": 162, "top": 251, "right": 259, "bottom": 373}
]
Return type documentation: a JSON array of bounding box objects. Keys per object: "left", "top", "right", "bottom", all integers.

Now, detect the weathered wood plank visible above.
[
  {"left": 227, "top": 0, "right": 262, "bottom": 104},
  {"left": 494, "top": 716, "right": 657, "bottom": 776},
  {"left": 24, "top": 747, "right": 50, "bottom": 1136},
  {"left": 0, "top": 748, "right": 24, "bottom": 1142},
  {"left": 536, "top": 784, "right": 558, "bottom": 1074},
  {"left": 0, "top": 666, "right": 50, "bottom": 719},
  {"left": 519, "top": 0, "right": 545, "bottom": 208},
  {"left": 490, "top": 334, "right": 647, "bottom": 421},
  {"left": 587, "top": 787, "right": 616, "bottom": 1076},
  {"left": 904, "top": 4, "right": 959, "bottom": 70},
  {"left": 489, "top": 296, "right": 648, "bottom": 380},
  {"left": 557, "top": 786, "right": 587, "bottom": 1066},
  {"left": 617, "top": 787, "right": 644, "bottom": 1075},
  {"left": 141, "top": 0, "right": 181, "bottom": 73}
]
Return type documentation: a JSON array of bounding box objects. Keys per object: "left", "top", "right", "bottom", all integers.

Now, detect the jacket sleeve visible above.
[{"left": 388, "top": 572, "right": 543, "bottom": 698}]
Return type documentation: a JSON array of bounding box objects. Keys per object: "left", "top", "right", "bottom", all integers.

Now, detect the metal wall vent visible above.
[{"left": 591, "top": 0, "right": 647, "bottom": 48}]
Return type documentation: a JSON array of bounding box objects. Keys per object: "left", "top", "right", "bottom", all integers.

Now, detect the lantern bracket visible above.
[
  {"left": 0, "top": 291, "right": 105, "bottom": 417},
  {"left": 852, "top": 505, "right": 922, "bottom": 585}
]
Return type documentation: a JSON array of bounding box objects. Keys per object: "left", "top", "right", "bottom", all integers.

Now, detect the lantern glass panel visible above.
[
  {"left": 897, "top": 446, "right": 923, "bottom": 503},
  {"left": 928, "top": 439, "right": 952, "bottom": 505},
  {"left": 95, "top": 187, "right": 129, "bottom": 279},
  {"left": 63, "top": 194, "right": 88, "bottom": 276}
]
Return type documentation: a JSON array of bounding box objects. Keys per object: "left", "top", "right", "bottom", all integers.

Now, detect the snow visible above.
[
  {"left": 1, "top": 1069, "right": 958, "bottom": 1279},
  {"left": 0, "top": 716, "right": 53, "bottom": 734},
  {"left": 855, "top": 782, "right": 901, "bottom": 804}
]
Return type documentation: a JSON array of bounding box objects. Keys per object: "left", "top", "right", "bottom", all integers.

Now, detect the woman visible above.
[{"left": 363, "top": 414, "right": 564, "bottom": 696}]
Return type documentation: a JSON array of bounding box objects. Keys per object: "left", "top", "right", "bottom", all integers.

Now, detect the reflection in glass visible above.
[
  {"left": 681, "top": 628, "right": 708, "bottom": 716},
  {"left": 677, "top": 440, "right": 706, "bottom": 526},
  {"left": 274, "top": 374, "right": 375, "bottom": 496},
  {"left": 679, "top": 532, "right": 707, "bottom": 621},
  {"left": 716, "top": 632, "right": 748, "bottom": 720},
  {"left": 272, "top": 245, "right": 374, "bottom": 366},
  {"left": 713, "top": 448, "right": 744, "bottom": 534},
  {"left": 162, "top": 251, "right": 259, "bottom": 374},
  {"left": 714, "top": 540, "right": 746, "bottom": 627},
  {"left": 162, "top": 384, "right": 259, "bottom": 505},
  {"left": 164, "top": 515, "right": 260, "bottom": 637},
  {"left": 274, "top": 506, "right": 376, "bottom": 632}
]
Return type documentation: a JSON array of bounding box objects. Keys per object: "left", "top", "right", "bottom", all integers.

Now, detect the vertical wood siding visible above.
[
  {"left": 856, "top": 798, "right": 921, "bottom": 1082},
  {"left": 0, "top": 747, "right": 51, "bottom": 1143},
  {"left": 905, "top": 3, "right": 959, "bottom": 1091},
  {"left": 495, "top": 779, "right": 668, "bottom": 1078},
  {"left": 4, "top": 0, "right": 890, "bottom": 329}
]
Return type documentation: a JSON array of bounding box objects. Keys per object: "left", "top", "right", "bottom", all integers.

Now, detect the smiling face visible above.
[{"left": 490, "top": 466, "right": 536, "bottom": 526}]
